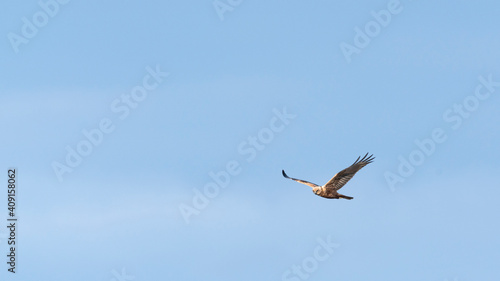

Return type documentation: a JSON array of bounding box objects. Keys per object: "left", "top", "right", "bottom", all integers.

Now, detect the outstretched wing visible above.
[
  {"left": 282, "top": 170, "right": 320, "bottom": 188},
  {"left": 324, "top": 153, "right": 375, "bottom": 191}
]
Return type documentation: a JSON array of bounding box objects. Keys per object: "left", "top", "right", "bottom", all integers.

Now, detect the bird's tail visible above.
[{"left": 338, "top": 194, "right": 353, "bottom": 200}]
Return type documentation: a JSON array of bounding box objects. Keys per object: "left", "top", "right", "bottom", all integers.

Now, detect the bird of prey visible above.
[{"left": 282, "top": 153, "right": 374, "bottom": 200}]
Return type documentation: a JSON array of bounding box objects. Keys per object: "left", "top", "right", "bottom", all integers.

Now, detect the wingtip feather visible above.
[{"left": 355, "top": 152, "right": 375, "bottom": 165}]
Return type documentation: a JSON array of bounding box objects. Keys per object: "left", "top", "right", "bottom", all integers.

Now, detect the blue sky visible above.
[{"left": 1, "top": 0, "right": 500, "bottom": 280}]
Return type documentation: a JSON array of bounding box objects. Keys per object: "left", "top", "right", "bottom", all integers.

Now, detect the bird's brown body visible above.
[
  {"left": 282, "top": 153, "right": 374, "bottom": 200},
  {"left": 318, "top": 189, "right": 353, "bottom": 200}
]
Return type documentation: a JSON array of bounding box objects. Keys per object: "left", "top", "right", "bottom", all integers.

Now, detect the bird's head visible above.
[{"left": 312, "top": 187, "right": 322, "bottom": 195}]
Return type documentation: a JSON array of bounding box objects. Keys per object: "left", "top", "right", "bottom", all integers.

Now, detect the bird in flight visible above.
[{"left": 282, "top": 153, "right": 374, "bottom": 200}]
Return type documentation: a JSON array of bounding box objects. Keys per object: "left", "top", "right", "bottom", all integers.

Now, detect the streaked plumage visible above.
[{"left": 282, "top": 153, "right": 374, "bottom": 200}]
